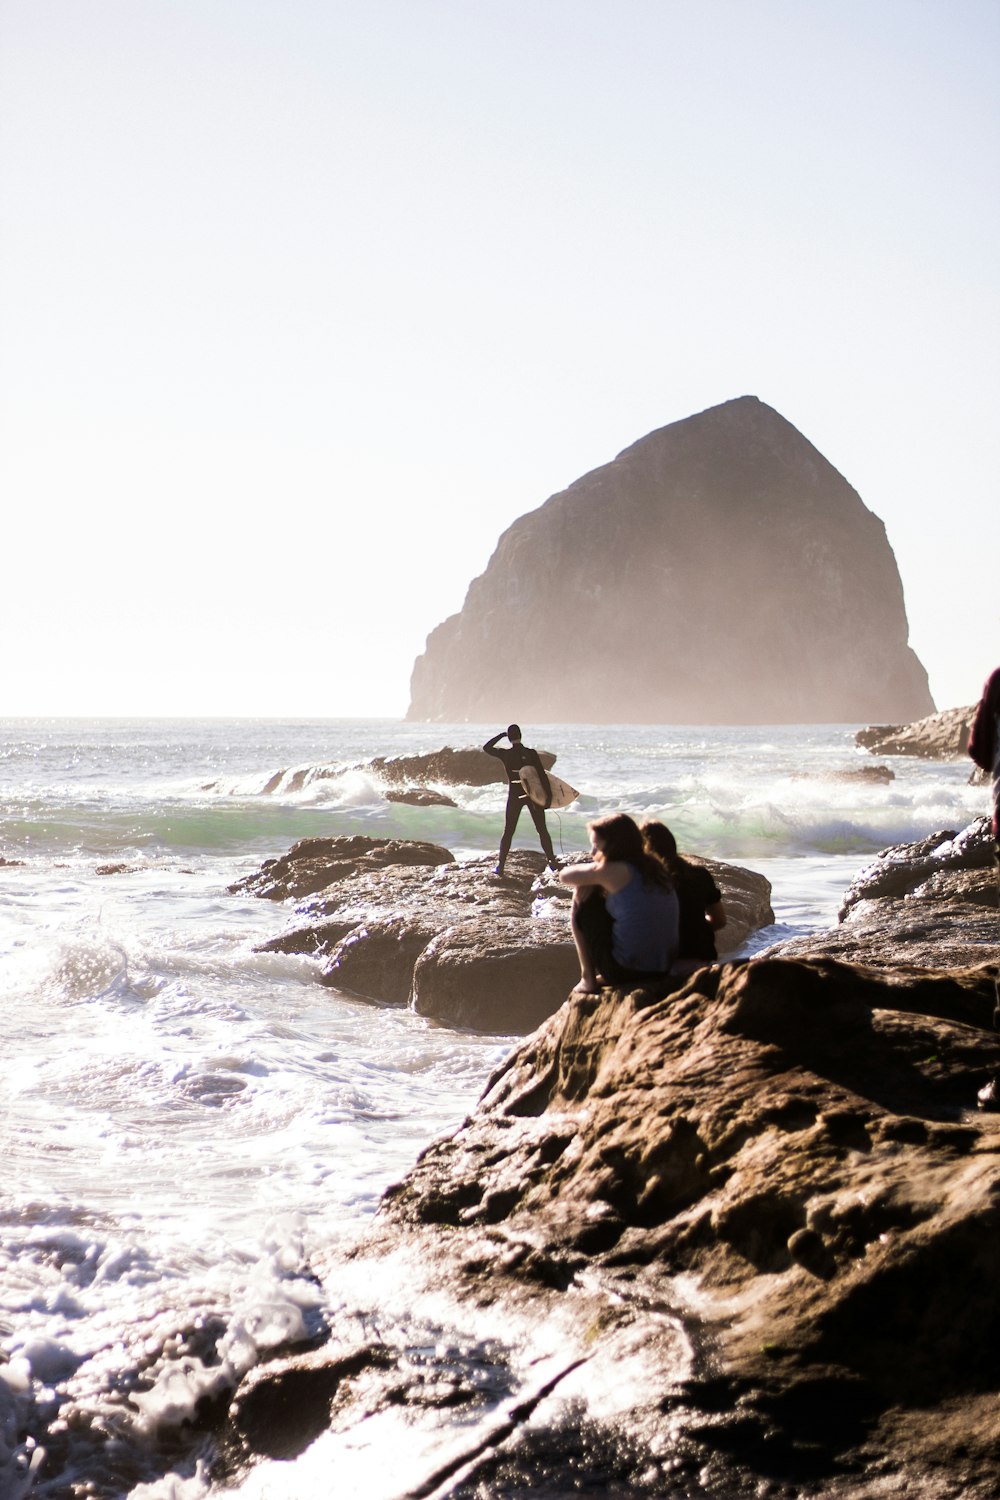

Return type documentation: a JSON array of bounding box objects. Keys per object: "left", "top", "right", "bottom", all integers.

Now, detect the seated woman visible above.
[
  {"left": 641, "top": 820, "right": 727, "bottom": 975},
  {"left": 559, "top": 812, "right": 679, "bottom": 994}
]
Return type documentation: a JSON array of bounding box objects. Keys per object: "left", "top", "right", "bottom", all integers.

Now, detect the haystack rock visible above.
[{"left": 407, "top": 397, "right": 934, "bottom": 724}]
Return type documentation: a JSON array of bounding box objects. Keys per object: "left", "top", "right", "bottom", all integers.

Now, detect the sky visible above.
[{"left": 1, "top": 0, "right": 997, "bottom": 719}]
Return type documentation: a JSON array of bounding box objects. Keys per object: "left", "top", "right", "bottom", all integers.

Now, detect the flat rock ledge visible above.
[
  {"left": 221, "top": 955, "right": 1000, "bottom": 1499},
  {"left": 231, "top": 836, "right": 775, "bottom": 1033},
  {"left": 855, "top": 704, "right": 975, "bottom": 760}
]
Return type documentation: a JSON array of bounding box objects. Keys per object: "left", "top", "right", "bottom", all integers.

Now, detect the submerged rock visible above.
[
  {"left": 407, "top": 396, "right": 933, "bottom": 725},
  {"left": 790, "top": 764, "right": 895, "bottom": 785},
  {"left": 385, "top": 786, "right": 458, "bottom": 807},
  {"left": 225, "top": 957, "right": 1000, "bottom": 1498}
]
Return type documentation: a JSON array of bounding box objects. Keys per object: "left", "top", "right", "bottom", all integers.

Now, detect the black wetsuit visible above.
[{"left": 482, "top": 734, "right": 557, "bottom": 869}]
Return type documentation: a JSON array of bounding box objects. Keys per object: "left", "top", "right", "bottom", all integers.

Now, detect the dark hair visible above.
[
  {"left": 507, "top": 723, "right": 522, "bottom": 741},
  {"left": 590, "top": 813, "right": 672, "bottom": 888},
  {"left": 641, "top": 820, "right": 691, "bottom": 880}
]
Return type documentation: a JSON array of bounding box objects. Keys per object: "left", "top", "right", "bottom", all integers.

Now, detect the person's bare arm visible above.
[{"left": 559, "top": 860, "right": 630, "bottom": 894}]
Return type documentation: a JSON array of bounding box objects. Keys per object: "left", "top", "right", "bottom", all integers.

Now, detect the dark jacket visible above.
[{"left": 968, "top": 667, "right": 1000, "bottom": 836}]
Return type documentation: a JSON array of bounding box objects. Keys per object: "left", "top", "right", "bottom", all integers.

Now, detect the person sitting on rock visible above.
[
  {"left": 968, "top": 665, "right": 1000, "bottom": 1112},
  {"left": 483, "top": 724, "right": 557, "bottom": 876},
  {"left": 559, "top": 812, "right": 679, "bottom": 994},
  {"left": 641, "top": 821, "right": 727, "bottom": 975}
]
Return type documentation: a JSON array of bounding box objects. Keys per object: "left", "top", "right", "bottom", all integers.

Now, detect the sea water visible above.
[{"left": 0, "top": 718, "right": 987, "bottom": 1498}]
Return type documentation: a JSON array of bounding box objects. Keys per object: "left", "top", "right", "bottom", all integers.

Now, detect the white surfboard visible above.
[{"left": 519, "top": 763, "right": 579, "bottom": 809}]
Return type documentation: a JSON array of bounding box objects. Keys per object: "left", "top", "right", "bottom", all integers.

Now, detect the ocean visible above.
[{"left": 0, "top": 717, "right": 987, "bottom": 1499}]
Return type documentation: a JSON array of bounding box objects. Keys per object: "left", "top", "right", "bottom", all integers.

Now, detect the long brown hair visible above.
[
  {"left": 590, "top": 813, "right": 672, "bottom": 888},
  {"left": 641, "top": 820, "right": 694, "bottom": 882}
]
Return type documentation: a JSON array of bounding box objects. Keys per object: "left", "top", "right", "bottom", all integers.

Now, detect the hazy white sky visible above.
[{"left": 2, "top": 0, "right": 997, "bottom": 718}]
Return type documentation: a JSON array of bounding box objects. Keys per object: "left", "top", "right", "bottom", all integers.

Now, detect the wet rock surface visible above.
[
  {"left": 223, "top": 956, "right": 1000, "bottom": 1498},
  {"left": 228, "top": 835, "right": 455, "bottom": 902},
  {"left": 237, "top": 840, "right": 775, "bottom": 1032},
  {"left": 764, "top": 818, "right": 1000, "bottom": 970},
  {"left": 855, "top": 704, "right": 975, "bottom": 760}
]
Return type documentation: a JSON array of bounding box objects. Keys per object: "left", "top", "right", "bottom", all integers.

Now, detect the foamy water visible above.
[{"left": 0, "top": 718, "right": 987, "bottom": 1497}]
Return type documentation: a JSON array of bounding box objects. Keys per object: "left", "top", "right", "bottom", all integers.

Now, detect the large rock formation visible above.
[
  {"left": 856, "top": 704, "right": 976, "bottom": 760},
  {"left": 407, "top": 397, "right": 933, "bottom": 725},
  {"left": 762, "top": 818, "right": 999, "bottom": 970},
  {"left": 236, "top": 836, "right": 775, "bottom": 1032},
  {"left": 224, "top": 957, "right": 1000, "bottom": 1498}
]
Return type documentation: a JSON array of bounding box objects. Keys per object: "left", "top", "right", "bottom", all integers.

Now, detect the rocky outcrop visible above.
[
  {"left": 407, "top": 396, "right": 933, "bottom": 725},
  {"left": 790, "top": 764, "right": 894, "bottom": 785},
  {"left": 224, "top": 956, "right": 1000, "bottom": 1498},
  {"left": 229, "top": 836, "right": 454, "bottom": 902},
  {"left": 366, "top": 746, "right": 556, "bottom": 787},
  {"left": 210, "top": 746, "right": 558, "bottom": 801},
  {"left": 856, "top": 704, "right": 975, "bottom": 759},
  {"left": 385, "top": 787, "right": 457, "bottom": 807},
  {"left": 763, "top": 818, "right": 999, "bottom": 970},
  {"left": 238, "top": 838, "right": 775, "bottom": 1032}
]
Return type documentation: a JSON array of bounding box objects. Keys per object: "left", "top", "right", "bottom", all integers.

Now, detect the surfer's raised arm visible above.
[{"left": 482, "top": 731, "right": 506, "bottom": 756}]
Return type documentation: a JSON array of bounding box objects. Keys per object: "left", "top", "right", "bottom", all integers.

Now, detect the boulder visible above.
[
  {"left": 364, "top": 746, "right": 556, "bottom": 787},
  {"left": 407, "top": 396, "right": 933, "bottom": 725},
  {"left": 855, "top": 703, "right": 975, "bottom": 759},
  {"left": 384, "top": 787, "right": 457, "bottom": 807},
  {"left": 837, "top": 820, "right": 996, "bottom": 916},
  {"left": 224, "top": 957, "right": 1000, "bottom": 1498},
  {"left": 411, "top": 918, "right": 580, "bottom": 1032}
]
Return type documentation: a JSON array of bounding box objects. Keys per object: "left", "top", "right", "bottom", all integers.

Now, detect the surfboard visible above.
[{"left": 519, "top": 763, "right": 579, "bottom": 809}]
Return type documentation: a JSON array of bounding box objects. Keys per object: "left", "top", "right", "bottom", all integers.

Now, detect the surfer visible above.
[
  {"left": 641, "top": 821, "right": 727, "bottom": 975},
  {"left": 482, "top": 724, "right": 558, "bottom": 876},
  {"left": 968, "top": 665, "right": 1000, "bottom": 1111},
  {"left": 559, "top": 812, "right": 679, "bottom": 994}
]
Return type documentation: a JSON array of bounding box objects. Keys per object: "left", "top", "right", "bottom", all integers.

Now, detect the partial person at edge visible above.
[{"left": 968, "top": 664, "right": 1000, "bottom": 1112}]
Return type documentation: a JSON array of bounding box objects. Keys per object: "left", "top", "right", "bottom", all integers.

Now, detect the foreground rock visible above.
[
  {"left": 855, "top": 704, "right": 975, "bottom": 760},
  {"left": 764, "top": 818, "right": 999, "bottom": 969},
  {"left": 224, "top": 957, "right": 1000, "bottom": 1498},
  {"left": 407, "top": 396, "right": 933, "bottom": 724},
  {"left": 236, "top": 837, "right": 775, "bottom": 1032}
]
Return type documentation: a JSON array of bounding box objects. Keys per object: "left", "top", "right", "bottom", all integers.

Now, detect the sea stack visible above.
[{"left": 407, "top": 397, "right": 934, "bottom": 724}]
